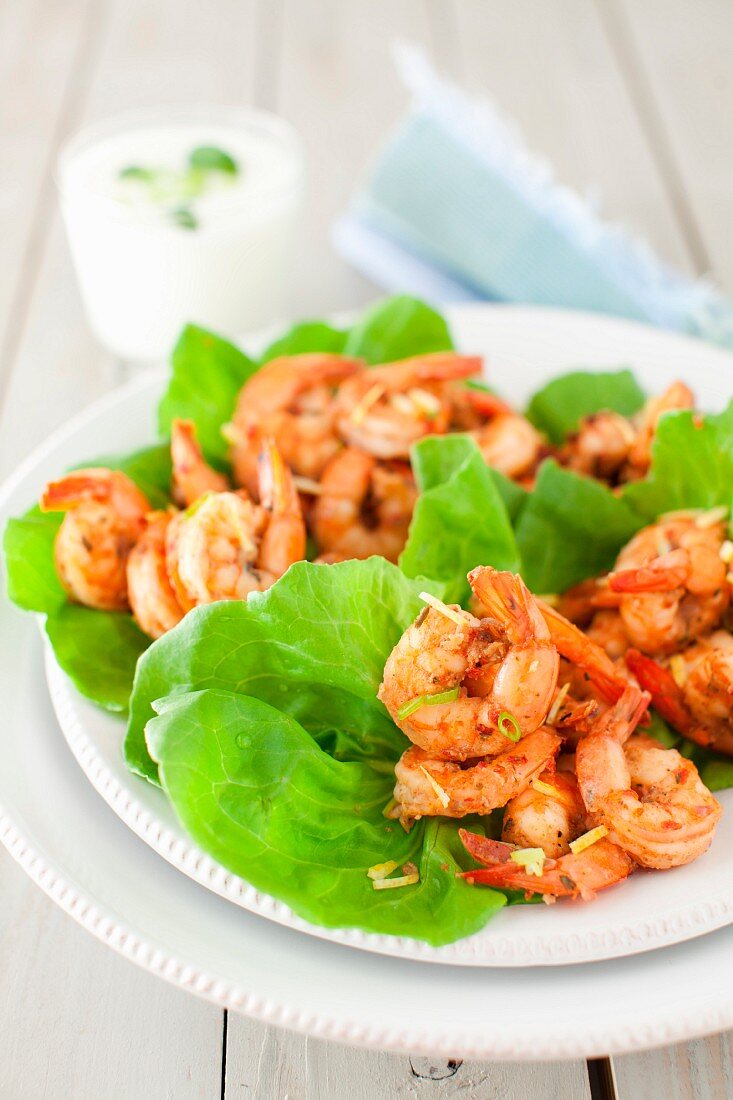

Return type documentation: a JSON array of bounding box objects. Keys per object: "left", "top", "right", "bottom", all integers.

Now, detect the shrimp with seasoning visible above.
[
  {"left": 378, "top": 568, "right": 559, "bottom": 760},
  {"left": 311, "top": 447, "right": 416, "bottom": 564},
  {"left": 625, "top": 381, "right": 694, "bottom": 479},
  {"left": 166, "top": 438, "right": 306, "bottom": 606},
  {"left": 335, "top": 352, "right": 482, "bottom": 459},
  {"left": 471, "top": 412, "right": 544, "bottom": 482},
  {"left": 576, "top": 686, "right": 721, "bottom": 869},
  {"left": 389, "top": 728, "right": 562, "bottom": 824},
  {"left": 626, "top": 634, "right": 733, "bottom": 755},
  {"left": 127, "top": 511, "right": 184, "bottom": 638},
  {"left": 609, "top": 511, "right": 729, "bottom": 655},
  {"left": 171, "top": 418, "right": 228, "bottom": 507},
  {"left": 40, "top": 469, "right": 150, "bottom": 611},
  {"left": 501, "top": 766, "right": 586, "bottom": 859},
  {"left": 559, "top": 411, "right": 636, "bottom": 482},
  {"left": 228, "top": 353, "right": 364, "bottom": 495}
]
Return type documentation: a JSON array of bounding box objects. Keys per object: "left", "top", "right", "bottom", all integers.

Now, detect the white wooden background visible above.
[{"left": 1, "top": 1, "right": 733, "bottom": 1096}]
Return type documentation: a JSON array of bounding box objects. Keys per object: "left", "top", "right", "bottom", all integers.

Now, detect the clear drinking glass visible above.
[{"left": 57, "top": 106, "right": 304, "bottom": 364}]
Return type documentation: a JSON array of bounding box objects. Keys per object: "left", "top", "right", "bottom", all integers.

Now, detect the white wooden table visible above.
[{"left": 1, "top": 1, "right": 732, "bottom": 1095}]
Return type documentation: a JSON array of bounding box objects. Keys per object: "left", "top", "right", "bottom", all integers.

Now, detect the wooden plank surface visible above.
[{"left": 1, "top": 0, "right": 732, "bottom": 1095}]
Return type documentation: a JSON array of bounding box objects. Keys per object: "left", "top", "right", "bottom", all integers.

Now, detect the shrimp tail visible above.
[
  {"left": 257, "top": 437, "right": 306, "bottom": 578},
  {"left": 458, "top": 829, "right": 515, "bottom": 866},
  {"left": 624, "top": 648, "right": 712, "bottom": 745},
  {"left": 468, "top": 567, "right": 537, "bottom": 643},
  {"left": 609, "top": 560, "right": 690, "bottom": 594},
  {"left": 41, "top": 471, "right": 114, "bottom": 511},
  {"left": 464, "top": 388, "right": 513, "bottom": 418},
  {"left": 171, "top": 419, "right": 228, "bottom": 507},
  {"left": 538, "top": 600, "right": 627, "bottom": 704}
]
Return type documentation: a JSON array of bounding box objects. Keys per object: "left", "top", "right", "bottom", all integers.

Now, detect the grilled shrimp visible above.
[
  {"left": 459, "top": 824, "right": 633, "bottom": 901},
  {"left": 378, "top": 570, "right": 559, "bottom": 761},
  {"left": 626, "top": 381, "right": 694, "bottom": 478},
  {"left": 311, "top": 447, "right": 416, "bottom": 563},
  {"left": 576, "top": 688, "right": 721, "bottom": 869},
  {"left": 609, "top": 512, "right": 729, "bottom": 654},
  {"left": 471, "top": 412, "right": 544, "bottom": 482},
  {"left": 335, "top": 352, "right": 482, "bottom": 459},
  {"left": 626, "top": 635, "right": 733, "bottom": 755},
  {"left": 127, "top": 511, "right": 184, "bottom": 638},
  {"left": 228, "top": 353, "right": 363, "bottom": 495},
  {"left": 537, "top": 599, "right": 631, "bottom": 704},
  {"left": 171, "top": 419, "right": 228, "bottom": 507},
  {"left": 560, "top": 411, "right": 636, "bottom": 482},
  {"left": 40, "top": 468, "right": 150, "bottom": 611},
  {"left": 166, "top": 439, "right": 306, "bottom": 606},
  {"left": 389, "top": 728, "right": 561, "bottom": 823},
  {"left": 501, "top": 766, "right": 586, "bottom": 859}
]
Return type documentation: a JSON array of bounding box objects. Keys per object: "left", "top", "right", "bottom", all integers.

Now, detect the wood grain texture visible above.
[
  {"left": 614, "top": 1034, "right": 733, "bottom": 1100},
  {"left": 0, "top": 854, "right": 222, "bottom": 1099},
  {"left": 453, "top": 0, "right": 695, "bottom": 274},
  {"left": 603, "top": 0, "right": 733, "bottom": 289},
  {"left": 224, "top": 1016, "right": 592, "bottom": 1098}
]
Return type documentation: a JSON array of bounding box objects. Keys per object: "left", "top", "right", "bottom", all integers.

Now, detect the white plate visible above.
[
  {"left": 2, "top": 305, "right": 733, "bottom": 1056},
  {"left": 38, "top": 304, "right": 733, "bottom": 966}
]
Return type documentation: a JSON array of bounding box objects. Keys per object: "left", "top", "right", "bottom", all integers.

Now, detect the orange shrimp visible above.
[
  {"left": 228, "top": 353, "right": 364, "bottom": 495},
  {"left": 335, "top": 352, "right": 482, "bottom": 458},
  {"left": 311, "top": 448, "right": 416, "bottom": 564},
  {"left": 40, "top": 468, "right": 150, "bottom": 611},
  {"left": 127, "top": 511, "right": 184, "bottom": 638},
  {"left": 170, "top": 419, "right": 228, "bottom": 507}
]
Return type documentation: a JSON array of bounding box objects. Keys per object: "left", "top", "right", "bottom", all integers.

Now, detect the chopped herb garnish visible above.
[
  {"left": 119, "top": 165, "right": 155, "bottom": 182},
  {"left": 189, "top": 145, "right": 239, "bottom": 175},
  {"left": 170, "top": 206, "right": 198, "bottom": 231},
  {"left": 498, "top": 711, "right": 522, "bottom": 742},
  {"left": 397, "top": 686, "right": 460, "bottom": 721}
]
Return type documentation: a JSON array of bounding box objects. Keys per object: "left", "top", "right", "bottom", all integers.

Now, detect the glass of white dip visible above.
[{"left": 57, "top": 107, "right": 304, "bottom": 363}]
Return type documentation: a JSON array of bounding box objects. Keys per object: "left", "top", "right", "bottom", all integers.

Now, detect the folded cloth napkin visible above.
[{"left": 333, "top": 46, "right": 733, "bottom": 348}]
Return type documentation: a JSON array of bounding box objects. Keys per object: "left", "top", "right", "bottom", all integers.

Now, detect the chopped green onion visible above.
[
  {"left": 510, "top": 847, "right": 546, "bottom": 877},
  {"left": 498, "top": 711, "right": 521, "bottom": 742},
  {"left": 189, "top": 145, "right": 239, "bottom": 175},
  {"left": 397, "top": 686, "right": 460, "bottom": 721},
  {"left": 118, "top": 165, "right": 155, "bottom": 181},
  {"left": 170, "top": 206, "right": 198, "bottom": 230}
]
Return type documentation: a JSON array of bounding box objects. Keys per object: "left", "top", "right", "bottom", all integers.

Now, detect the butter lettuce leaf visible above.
[
  {"left": 126, "top": 558, "right": 440, "bottom": 784},
  {"left": 147, "top": 688, "right": 505, "bottom": 945},
  {"left": 157, "top": 325, "right": 258, "bottom": 467},
  {"left": 526, "top": 368, "right": 645, "bottom": 444},
  {"left": 621, "top": 402, "right": 733, "bottom": 520},
  {"left": 344, "top": 295, "right": 454, "bottom": 364},
  {"left": 514, "top": 460, "right": 642, "bottom": 593},
  {"left": 260, "top": 320, "right": 348, "bottom": 362},
  {"left": 400, "top": 436, "right": 520, "bottom": 603}
]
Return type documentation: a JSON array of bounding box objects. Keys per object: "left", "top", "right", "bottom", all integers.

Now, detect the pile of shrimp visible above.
[
  {"left": 378, "top": 565, "right": 722, "bottom": 904},
  {"left": 37, "top": 348, "right": 704, "bottom": 649},
  {"left": 556, "top": 508, "right": 733, "bottom": 759}
]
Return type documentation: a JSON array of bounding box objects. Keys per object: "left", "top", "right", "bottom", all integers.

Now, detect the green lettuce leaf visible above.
[
  {"left": 622, "top": 402, "right": 733, "bottom": 520},
  {"left": 146, "top": 688, "right": 505, "bottom": 945},
  {"left": 514, "top": 460, "right": 642, "bottom": 593},
  {"left": 344, "top": 295, "right": 454, "bottom": 364},
  {"left": 126, "top": 558, "right": 440, "bottom": 784},
  {"left": 526, "top": 369, "right": 645, "bottom": 444},
  {"left": 157, "top": 325, "right": 258, "bottom": 467},
  {"left": 400, "top": 436, "right": 520, "bottom": 603},
  {"left": 3, "top": 444, "right": 171, "bottom": 711},
  {"left": 259, "top": 320, "right": 348, "bottom": 362}
]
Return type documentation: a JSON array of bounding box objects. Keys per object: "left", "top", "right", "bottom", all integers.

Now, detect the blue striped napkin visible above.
[{"left": 333, "top": 47, "right": 733, "bottom": 348}]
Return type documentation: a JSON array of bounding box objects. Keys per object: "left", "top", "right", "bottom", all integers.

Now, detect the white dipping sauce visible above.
[{"left": 58, "top": 109, "right": 304, "bottom": 362}]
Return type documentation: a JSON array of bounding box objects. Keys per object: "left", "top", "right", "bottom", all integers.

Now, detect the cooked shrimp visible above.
[
  {"left": 166, "top": 440, "right": 306, "bottom": 605},
  {"left": 576, "top": 687, "right": 721, "bottom": 869},
  {"left": 228, "top": 353, "right": 364, "bottom": 495},
  {"left": 501, "top": 767, "right": 586, "bottom": 858},
  {"left": 127, "top": 511, "right": 184, "bottom": 638},
  {"left": 389, "top": 728, "right": 561, "bottom": 823},
  {"left": 311, "top": 448, "right": 416, "bottom": 563},
  {"left": 626, "top": 636, "right": 733, "bottom": 755},
  {"left": 378, "top": 569, "right": 559, "bottom": 760},
  {"left": 40, "top": 468, "right": 150, "bottom": 611},
  {"left": 560, "top": 411, "right": 636, "bottom": 482},
  {"left": 586, "top": 609, "right": 630, "bottom": 661},
  {"left": 459, "top": 827, "right": 633, "bottom": 901},
  {"left": 471, "top": 413, "right": 544, "bottom": 481},
  {"left": 335, "top": 352, "right": 482, "bottom": 459},
  {"left": 171, "top": 419, "right": 228, "bottom": 507},
  {"left": 626, "top": 381, "right": 694, "bottom": 478},
  {"left": 609, "top": 513, "right": 729, "bottom": 654},
  {"left": 537, "top": 599, "right": 630, "bottom": 704}
]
